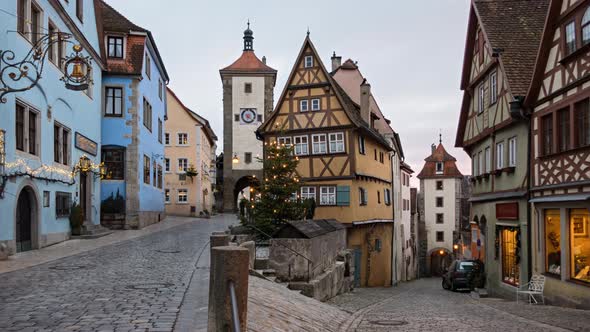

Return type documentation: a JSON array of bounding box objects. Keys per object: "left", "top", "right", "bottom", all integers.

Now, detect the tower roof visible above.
[
  {"left": 417, "top": 143, "right": 463, "bottom": 179},
  {"left": 220, "top": 23, "right": 276, "bottom": 74}
]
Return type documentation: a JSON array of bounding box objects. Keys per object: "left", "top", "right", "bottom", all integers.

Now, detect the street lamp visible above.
[{"left": 232, "top": 154, "right": 239, "bottom": 164}]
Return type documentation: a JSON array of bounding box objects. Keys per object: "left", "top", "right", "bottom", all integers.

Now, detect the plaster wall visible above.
[
  {"left": 423, "top": 178, "right": 458, "bottom": 253},
  {"left": 231, "top": 76, "right": 264, "bottom": 170}
]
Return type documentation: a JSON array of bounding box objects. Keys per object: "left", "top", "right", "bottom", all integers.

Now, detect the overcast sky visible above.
[{"left": 106, "top": 0, "right": 472, "bottom": 186}]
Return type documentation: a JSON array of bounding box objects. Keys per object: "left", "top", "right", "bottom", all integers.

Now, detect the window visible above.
[
  {"left": 245, "top": 83, "right": 252, "bottom": 93},
  {"left": 105, "top": 87, "right": 123, "bottom": 116},
  {"left": 15, "top": 101, "right": 38, "bottom": 156},
  {"left": 436, "top": 162, "right": 444, "bottom": 174},
  {"left": 575, "top": 98, "right": 590, "bottom": 148},
  {"left": 165, "top": 133, "right": 170, "bottom": 145},
  {"left": 320, "top": 186, "right": 336, "bottom": 205},
  {"left": 436, "top": 231, "right": 444, "bottom": 242},
  {"left": 501, "top": 228, "right": 520, "bottom": 286},
  {"left": 294, "top": 135, "right": 308, "bottom": 155},
  {"left": 508, "top": 137, "right": 517, "bottom": 167},
  {"left": 436, "top": 213, "right": 444, "bottom": 224},
  {"left": 143, "top": 98, "right": 152, "bottom": 131},
  {"left": 234, "top": 114, "right": 239, "bottom": 122},
  {"left": 478, "top": 151, "right": 483, "bottom": 175},
  {"left": 542, "top": 114, "right": 554, "bottom": 155},
  {"left": 490, "top": 71, "right": 497, "bottom": 105},
  {"left": 312, "top": 134, "right": 327, "bottom": 154},
  {"left": 472, "top": 154, "right": 478, "bottom": 176},
  {"left": 76, "top": 0, "right": 83, "bottom": 21},
  {"left": 145, "top": 52, "right": 151, "bottom": 78},
  {"left": 436, "top": 180, "right": 443, "bottom": 190},
  {"left": 277, "top": 136, "right": 292, "bottom": 147},
  {"left": 358, "top": 136, "right": 365, "bottom": 154},
  {"left": 178, "top": 189, "right": 188, "bottom": 203},
  {"left": 178, "top": 158, "right": 188, "bottom": 172},
  {"left": 436, "top": 197, "right": 443, "bottom": 207},
  {"left": 545, "top": 209, "right": 561, "bottom": 276},
  {"left": 48, "top": 21, "right": 57, "bottom": 65},
  {"left": 304, "top": 55, "right": 313, "bottom": 68},
  {"left": 496, "top": 142, "right": 505, "bottom": 170},
  {"left": 53, "top": 122, "right": 70, "bottom": 165},
  {"left": 157, "top": 165, "right": 163, "bottom": 189},
  {"left": 31, "top": 3, "right": 41, "bottom": 44},
  {"left": 152, "top": 160, "right": 157, "bottom": 186},
  {"left": 329, "top": 132, "right": 345, "bottom": 153},
  {"left": 374, "top": 149, "right": 377, "bottom": 160},
  {"left": 359, "top": 188, "right": 368, "bottom": 205},
  {"left": 301, "top": 186, "right": 316, "bottom": 201},
  {"left": 178, "top": 133, "right": 188, "bottom": 145},
  {"left": 311, "top": 98, "right": 320, "bottom": 111},
  {"left": 565, "top": 21, "right": 576, "bottom": 55},
  {"left": 107, "top": 36, "right": 123, "bottom": 58},
  {"left": 158, "top": 79, "right": 163, "bottom": 100},
  {"left": 245, "top": 152, "right": 252, "bottom": 164},
  {"left": 485, "top": 147, "right": 491, "bottom": 173},
  {"left": 17, "top": 0, "right": 25, "bottom": 34},
  {"left": 300, "top": 100, "right": 309, "bottom": 112},
  {"left": 478, "top": 83, "right": 484, "bottom": 114},
  {"left": 257, "top": 114, "right": 263, "bottom": 122},
  {"left": 165, "top": 158, "right": 170, "bottom": 172},
  {"left": 557, "top": 108, "right": 570, "bottom": 152},
  {"left": 384, "top": 188, "right": 391, "bottom": 205},
  {"left": 143, "top": 155, "right": 150, "bottom": 184},
  {"left": 584, "top": 9, "right": 590, "bottom": 45},
  {"left": 377, "top": 191, "right": 381, "bottom": 204},
  {"left": 165, "top": 189, "right": 170, "bottom": 203},
  {"left": 158, "top": 119, "right": 163, "bottom": 143},
  {"left": 101, "top": 148, "right": 124, "bottom": 180},
  {"left": 55, "top": 192, "right": 71, "bottom": 218},
  {"left": 379, "top": 152, "right": 384, "bottom": 163},
  {"left": 569, "top": 209, "right": 590, "bottom": 283}
]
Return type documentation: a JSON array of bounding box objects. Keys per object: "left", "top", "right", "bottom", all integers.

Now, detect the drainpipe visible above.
[{"left": 390, "top": 150, "right": 397, "bottom": 286}]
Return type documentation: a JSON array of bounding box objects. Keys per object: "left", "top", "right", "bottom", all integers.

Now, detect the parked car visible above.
[{"left": 441, "top": 259, "right": 485, "bottom": 291}]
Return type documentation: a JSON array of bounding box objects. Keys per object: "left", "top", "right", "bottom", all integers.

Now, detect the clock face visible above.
[{"left": 240, "top": 108, "right": 256, "bottom": 124}]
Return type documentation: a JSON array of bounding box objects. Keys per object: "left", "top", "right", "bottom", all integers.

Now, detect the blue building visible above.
[
  {"left": 0, "top": 0, "right": 105, "bottom": 253},
  {"left": 97, "top": 1, "right": 169, "bottom": 229}
]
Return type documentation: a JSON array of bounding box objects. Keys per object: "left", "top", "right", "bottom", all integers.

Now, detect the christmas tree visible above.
[{"left": 241, "top": 141, "right": 312, "bottom": 237}]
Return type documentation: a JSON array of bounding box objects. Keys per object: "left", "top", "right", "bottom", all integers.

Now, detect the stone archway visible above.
[
  {"left": 428, "top": 247, "right": 452, "bottom": 276},
  {"left": 233, "top": 176, "right": 260, "bottom": 213},
  {"left": 14, "top": 185, "right": 39, "bottom": 253}
]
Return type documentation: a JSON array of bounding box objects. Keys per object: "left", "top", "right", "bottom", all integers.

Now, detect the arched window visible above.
[{"left": 583, "top": 8, "right": 590, "bottom": 45}]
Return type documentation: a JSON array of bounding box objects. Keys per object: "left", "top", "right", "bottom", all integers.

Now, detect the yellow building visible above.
[
  {"left": 258, "top": 35, "right": 394, "bottom": 287},
  {"left": 165, "top": 88, "right": 217, "bottom": 216}
]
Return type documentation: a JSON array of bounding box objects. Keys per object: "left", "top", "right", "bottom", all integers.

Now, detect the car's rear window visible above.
[{"left": 458, "top": 262, "right": 475, "bottom": 271}]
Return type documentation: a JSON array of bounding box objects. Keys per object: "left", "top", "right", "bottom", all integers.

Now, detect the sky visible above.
[{"left": 105, "top": 0, "right": 472, "bottom": 187}]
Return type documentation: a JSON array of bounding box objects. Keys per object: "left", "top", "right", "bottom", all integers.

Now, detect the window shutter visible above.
[{"left": 336, "top": 185, "right": 350, "bottom": 206}]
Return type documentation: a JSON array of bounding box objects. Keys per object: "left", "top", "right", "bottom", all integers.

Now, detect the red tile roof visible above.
[
  {"left": 220, "top": 51, "right": 277, "bottom": 73},
  {"left": 417, "top": 143, "right": 463, "bottom": 179}
]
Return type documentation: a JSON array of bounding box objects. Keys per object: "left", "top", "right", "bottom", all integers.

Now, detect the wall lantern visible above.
[
  {"left": 453, "top": 244, "right": 459, "bottom": 251},
  {"left": 0, "top": 32, "right": 92, "bottom": 103},
  {"left": 232, "top": 154, "right": 239, "bottom": 164},
  {"left": 73, "top": 155, "right": 105, "bottom": 179},
  {"left": 439, "top": 250, "right": 445, "bottom": 255}
]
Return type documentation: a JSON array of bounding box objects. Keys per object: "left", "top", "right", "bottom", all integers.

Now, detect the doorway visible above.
[
  {"left": 430, "top": 250, "right": 451, "bottom": 276},
  {"left": 15, "top": 188, "right": 34, "bottom": 252},
  {"left": 80, "top": 172, "right": 88, "bottom": 222}
]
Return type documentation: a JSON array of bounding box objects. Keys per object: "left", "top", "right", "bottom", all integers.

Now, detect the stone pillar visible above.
[
  {"left": 208, "top": 246, "right": 249, "bottom": 332},
  {"left": 210, "top": 233, "right": 230, "bottom": 250},
  {"left": 240, "top": 241, "right": 256, "bottom": 269}
]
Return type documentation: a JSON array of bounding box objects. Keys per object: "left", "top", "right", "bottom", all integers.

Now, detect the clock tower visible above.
[{"left": 220, "top": 23, "right": 277, "bottom": 211}]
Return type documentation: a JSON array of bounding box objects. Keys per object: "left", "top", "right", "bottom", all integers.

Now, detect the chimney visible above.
[
  {"left": 331, "top": 51, "right": 342, "bottom": 72},
  {"left": 262, "top": 56, "right": 267, "bottom": 64},
  {"left": 360, "top": 79, "right": 371, "bottom": 124},
  {"left": 431, "top": 144, "right": 436, "bottom": 154}
]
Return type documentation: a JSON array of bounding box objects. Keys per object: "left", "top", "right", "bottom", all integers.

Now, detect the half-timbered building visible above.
[
  {"left": 258, "top": 35, "right": 394, "bottom": 287},
  {"left": 525, "top": 0, "right": 590, "bottom": 308},
  {"left": 455, "top": 0, "right": 549, "bottom": 297}
]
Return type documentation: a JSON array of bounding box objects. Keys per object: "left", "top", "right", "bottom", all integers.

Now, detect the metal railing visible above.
[{"left": 228, "top": 280, "right": 240, "bottom": 332}]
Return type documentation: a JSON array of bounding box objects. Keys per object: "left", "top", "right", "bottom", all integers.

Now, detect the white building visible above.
[
  {"left": 400, "top": 162, "right": 415, "bottom": 280},
  {"left": 417, "top": 142, "right": 464, "bottom": 276}
]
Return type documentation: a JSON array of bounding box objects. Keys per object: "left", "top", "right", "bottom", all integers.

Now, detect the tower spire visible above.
[
  {"left": 243, "top": 20, "right": 254, "bottom": 51},
  {"left": 439, "top": 129, "right": 442, "bottom": 144}
]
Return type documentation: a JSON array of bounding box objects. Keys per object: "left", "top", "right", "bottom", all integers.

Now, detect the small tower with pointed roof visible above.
[
  {"left": 220, "top": 23, "right": 277, "bottom": 212},
  {"left": 417, "top": 139, "right": 465, "bottom": 276}
]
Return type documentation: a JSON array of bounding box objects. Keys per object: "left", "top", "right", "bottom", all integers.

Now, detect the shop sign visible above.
[
  {"left": 496, "top": 202, "right": 518, "bottom": 220},
  {"left": 75, "top": 132, "right": 97, "bottom": 156}
]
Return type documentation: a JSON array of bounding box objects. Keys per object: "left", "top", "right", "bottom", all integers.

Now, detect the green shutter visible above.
[{"left": 336, "top": 185, "right": 350, "bottom": 206}]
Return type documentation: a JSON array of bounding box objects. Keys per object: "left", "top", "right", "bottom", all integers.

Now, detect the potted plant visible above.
[
  {"left": 185, "top": 165, "right": 198, "bottom": 182},
  {"left": 69, "top": 203, "right": 84, "bottom": 235}
]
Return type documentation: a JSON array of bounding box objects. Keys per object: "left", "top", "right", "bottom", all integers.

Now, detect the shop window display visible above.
[
  {"left": 570, "top": 209, "right": 590, "bottom": 283},
  {"left": 545, "top": 209, "right": 561, "bottom": 276},
  {"left": 501, "top": 228, "right": 520, "bottom": 286}
]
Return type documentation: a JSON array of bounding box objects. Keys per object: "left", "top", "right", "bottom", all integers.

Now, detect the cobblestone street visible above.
[
  {"left": 329, "top": 278, "right": 590, "bottom": 332},
  {"left": 0, "top": 214, "right": 237, "bottom": 332}
]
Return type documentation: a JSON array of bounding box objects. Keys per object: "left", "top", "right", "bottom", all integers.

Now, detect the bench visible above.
[{"left": 516, "top": 274, "right": 545, "bottom": 304}]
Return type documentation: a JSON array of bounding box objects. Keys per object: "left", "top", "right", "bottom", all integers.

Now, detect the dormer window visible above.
[
  {"left": 436, "top": 162, "right": 444, "bottom": 174},
  {"left": 107, "top": 36, "right": 124, "bottom": 58},
  {"left": 304, "top": 55, "right": 313, "bottom": 68}
]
